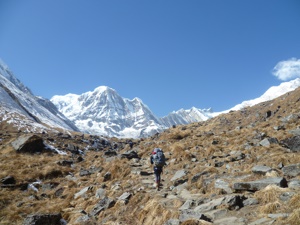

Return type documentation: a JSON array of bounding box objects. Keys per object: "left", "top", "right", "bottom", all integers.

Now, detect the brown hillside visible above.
[{"left": 1, "top": 87, "right": 300, "bottom": 225}]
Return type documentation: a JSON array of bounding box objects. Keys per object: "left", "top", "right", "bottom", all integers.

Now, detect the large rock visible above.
[
  {"left": 233, "top": 177, "right": 288, "bottom": 191},
  {"left": 90, "top": 197, "right": 115, "bottom": 216},
  {"left": 252, "top": 165, "right": 272, "bottom": 175},
  {"left": 0, "top": 175, "right": 16, "bottom": 185},
  {"left": 23, "top": 213, "right": 65, "bottom": 225},
  {"left": 280, "top": 136, "right": 300, "bottom": 152},
  {"left": 194, "top": 197, "right": 225, "bottom": 212},
  {"left": 259, "top": 137, "right": 278, "bottom": 147},
  {"left": 179, "top": 210, "right": 211, "bottom": 223},
  {"left": 215, "top": 179, "right": 233, "bottom": 194},
  {"left": 11, "top": 135, "right": 45, "bottom": 153},
  {"left": 171, "top": 170, "right": 188, "bottom": 182},
  {"left": 282, "top": 163, "right": 300, "bottom": 177}
]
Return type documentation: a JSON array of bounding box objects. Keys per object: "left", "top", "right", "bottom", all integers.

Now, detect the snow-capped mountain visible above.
[
  {"left": 50, "top": 78, "right": 300, "bottom": 138},
  {"left": 211, "top": 78, "right": 300, "bottom": 117},
  {"left": 1, "top": 58, "right": 300, "bottom": 138},
  {"left": 51, "top": 86, "right": 166, "bottom": 138},
  {"left": 161, "top": 107, "right": 213, "bottom": 127},
  {"left": 0, "top": 59, "right": 79, "bottom": 133}
]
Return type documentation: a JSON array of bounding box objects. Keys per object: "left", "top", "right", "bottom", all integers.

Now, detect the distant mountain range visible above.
[{"left": 1, "top": 58, "right": 300, "bottom": 138}]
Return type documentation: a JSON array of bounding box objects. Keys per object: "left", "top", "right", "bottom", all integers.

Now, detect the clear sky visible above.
[{"left": 1, "top": 0, "right": 300, "bottom": 117}]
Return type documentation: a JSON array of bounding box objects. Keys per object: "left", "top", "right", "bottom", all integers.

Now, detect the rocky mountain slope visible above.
[
  {"left": 0, "top": 60, "right": 79, "bottom": 133},
  {"left": 1, "top": 86, "right": 300, "bottom": 225}
]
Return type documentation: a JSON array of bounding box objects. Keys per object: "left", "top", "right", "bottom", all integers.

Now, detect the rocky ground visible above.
[{"left": 1, "top": 87, "right": 300, "bottom": 225}]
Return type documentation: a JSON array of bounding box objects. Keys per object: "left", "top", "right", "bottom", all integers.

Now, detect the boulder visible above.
[
  {"left": 11, "top": 135, "right": 45, "bottom": 153},
  {"left": 23, "top": 213, "right": 65, "bottom": 225},
  {"left": 0, "top": 175, "right": 16, "bottom": 185},
  {"left": 282, "top": 163, "right": 300, "bottom": 177},
  {"left": 90, "top": 196, "right": 115, "bottom": 216},
  {"left": 171, "top": 170, "right": 188, "bottom": 182},
  {"left": 233, "top": 177, "right": 288, "bottom": 192},
  {"left": 252, "top": 165, "right": 272, "bottom": 175},
  {"left": 121, "top": 150, "right": 139, "bottom": 159},
  {"left": 179, "top": 210, "right": 211, "bottom": 223},
  {"left": 280, "top": 136, "right": 300, "bottom": 152},
  {"left": 259, "top": 137, "right": 278, "bottom": 147}
]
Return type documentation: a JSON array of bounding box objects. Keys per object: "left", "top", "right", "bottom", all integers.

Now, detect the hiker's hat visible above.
[{"left": 152, "top": 148, "right": 160, "bottom": 154}]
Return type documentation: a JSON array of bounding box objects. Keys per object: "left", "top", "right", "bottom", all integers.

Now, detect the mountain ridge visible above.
[
  {"left": 50, "top": 78, "right": 300, "bottom": 138},
  {"left": 1, "top": 58, "right": 300, "bottom": 138},
  {"left": 0, "top": 60, "right": 79, "bottom": 133}
]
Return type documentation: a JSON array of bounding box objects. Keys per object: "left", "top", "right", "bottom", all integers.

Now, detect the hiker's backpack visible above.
[{"left": 152, "top": 148, "right": 165, "bottom": 167}]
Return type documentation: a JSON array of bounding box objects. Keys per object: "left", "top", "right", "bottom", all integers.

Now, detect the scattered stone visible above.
[
  {"left": 191, "top": 171, "right": 208, "bottom": 183},
  {"left": 194, "top": 197, "right": 225, "bottom": 212},
  {"left": 171, "top": 170, "right": 188, "bottom": 182},
  {"left": 74, "top": 186, "right": 94, "bottom": 199},
  {"left": 57, "top": 160, "right": 73, "bottom": 167},
  {"left": 179, "top": 210, "right": 211, "bottom": 223},
  {"left": 252, "top": 165, "right": 272, "bottom": 175},
  {"left": 103, "top": 150, "right": 117, "bottom": 157},
  {"left": 233, "top": 177, "right": 288, "bottom": 192},
  {"left": 243, "top": 198, "right": 259, "bottom": 206},
  {"left": 23, "top": 213, "right": 64, "bottom": 225},
  {"left": 11, "top": 135, "right": 45, "bottom": 153},
  {"left": 215, "top": 179, "right": 233, "bottom": 194},
  {"left": 164, "top": 219, "right": 180, "bottom": 225},
  {"left": 121, "top": 150, "right": 139, "bottom": 159},
  {"left": 279, "top": 192, "right": 295, "bottom": 201},
  {"left": 205, "top": 209, "right": 228, "bottom": 220},
  {"left": 95, "top": 188, "right": 106, "bottom": 199},
  {"left": 288, "top": 179, "right": 300, "bottom": 190},
  {"left": 289, "top": 129, "right": 300, "bottom": 136},
  {"left": 90, "top": 197, "right": 115, "bottom": 216},
  {"left": 282, "top": 163, "right": 300, "bottom": 177},
  {"left": 259, "top": 137, "right": 278, "bottom": 147},
  {"left": 268, "top": 213, "right": 289, "bottom": 219},
  {"left": 280, "top": 136, "right": 300, "bottom": 152},
  {"left": 179, "top": 200, "right": 195, "bottom": 210},
  {"left": 214, "top": 216, "right": 247, "bottom": 225},
  {"left": 103, "top": 172, "right": 112, "bottom": 181},
  {"left": 0, "top": 175, "right": 16, "bottom": 185},
  {"left": 118, "top": 192, "right": 132, "bottom": 204}
]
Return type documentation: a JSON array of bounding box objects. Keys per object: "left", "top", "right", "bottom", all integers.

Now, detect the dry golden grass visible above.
[
  {"left": 286, "top": 208, "right": 300, "bottom": 225},
  {"left": 138, "top": 198, "right": 180, "bottom": 225},
  {"left": 168, "top": 129, "right": 191, "bottom": 140},
  {"left": 259, "top": 201, "right": 281, "bottom": 214},
  {"left": 288, "top": 193, "right": 300, "bottom": 210},
  {"left": 1, "top": 87, "right": 300, "bottom": 224},
  {"left": 254, "top": 185, "right": 286, "bottom": 204},
  {"left": 169, "top": 142, "right": 193, "bottom": 161}
]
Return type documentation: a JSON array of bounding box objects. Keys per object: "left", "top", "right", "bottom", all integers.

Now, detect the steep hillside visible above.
[
  {"left": 1, "top": 87, "right": 300, "bottom": 225},
  {"left": 0, "top": 61, "right": 79, "bottom": 133}
]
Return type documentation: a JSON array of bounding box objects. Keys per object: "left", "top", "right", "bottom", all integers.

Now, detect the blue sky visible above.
[{"left": 1, "top": 0, "right": 300, "bottom": 117}]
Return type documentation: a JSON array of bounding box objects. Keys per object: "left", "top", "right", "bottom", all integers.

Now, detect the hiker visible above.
[
  {"left": 128, "top": 140, "right": 133, "bottom": 149},
  {"left": 150, "top": 148, "right": 166, "bottom": 190}
]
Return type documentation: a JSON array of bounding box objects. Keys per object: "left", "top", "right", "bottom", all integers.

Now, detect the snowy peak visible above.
[
  {"left": 2, "top": 58, "right": 300, "bottom": 138},
  {"left": 226, "top": 78, "right": 300, "bottom": 112},
  {"left": 51, "top": 78, "right": 300, "bottom": 138},
  {"left": 0, "top": 59, "right": 32, "bottom": 95},
  {"left": 51, "top": 86, "right": 164, "bottom": 138}
]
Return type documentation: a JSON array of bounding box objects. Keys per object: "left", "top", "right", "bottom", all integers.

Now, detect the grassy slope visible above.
[{"left": 0, "top": 87, "right": 300, "bottom": 225}]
